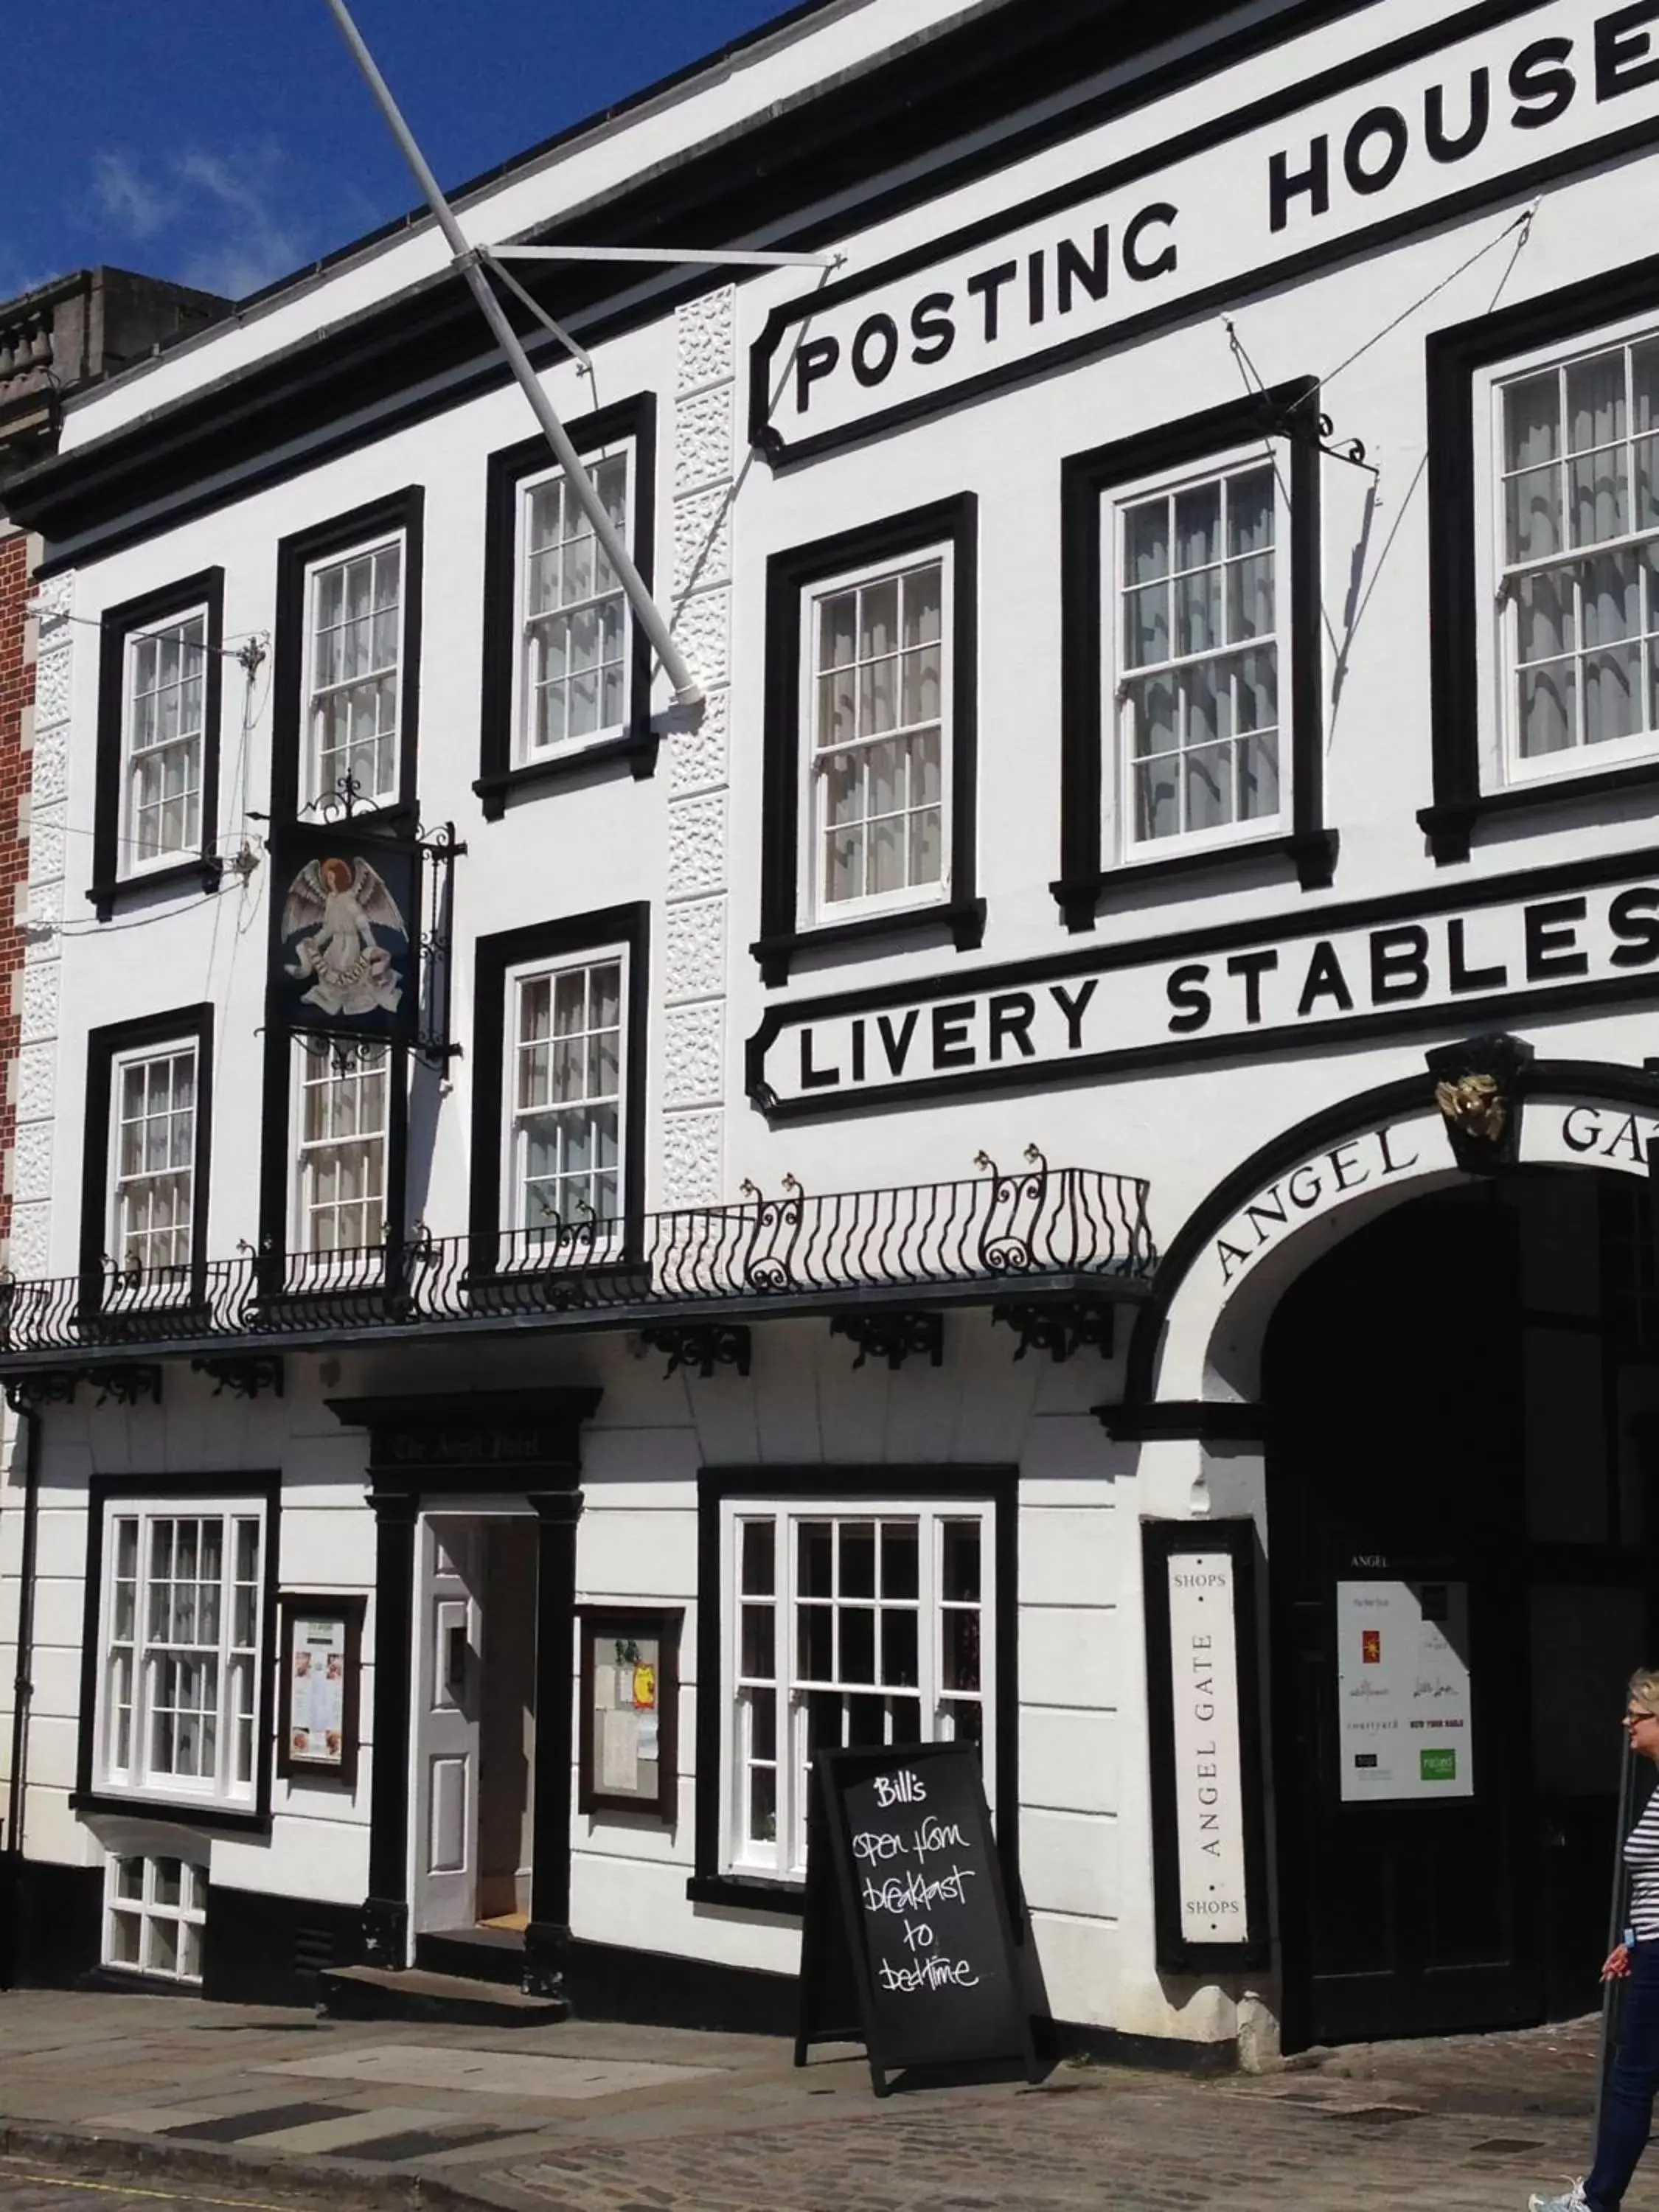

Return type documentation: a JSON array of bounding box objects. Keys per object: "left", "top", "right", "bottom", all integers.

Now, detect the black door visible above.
[{"left": 1266, "top": 1191, "right": 1544, "bottom": 2048}]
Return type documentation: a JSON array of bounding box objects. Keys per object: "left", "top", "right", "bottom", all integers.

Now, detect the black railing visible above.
[{"left": 0, "top": 1161, "right": 1154, "bottom": 1361}]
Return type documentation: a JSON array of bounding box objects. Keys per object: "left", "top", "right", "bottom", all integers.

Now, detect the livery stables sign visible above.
[
  {"left": 746, "top": 855, "right": 1659, "bottom": 1115},
  {"left": 753, "top": 0, "right": 1659, "bottom": 456}
]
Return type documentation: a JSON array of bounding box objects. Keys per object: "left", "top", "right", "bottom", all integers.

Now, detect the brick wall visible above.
[{"left": 0, "top": 528, "right": 32, "bottom": 1263}]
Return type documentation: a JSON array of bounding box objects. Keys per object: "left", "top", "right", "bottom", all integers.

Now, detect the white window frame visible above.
[
  {"left": 291, "top": 1040, "right": 392, "bottom": 1266},
  {"left": 510, "top": 441, "right": 636, "bottom": 767},
  {"left": 103, "top": 1849, "right": 209, "bottom": 1984},
  {"left": 107, "top": 1039, "right": 198, "bottom": 1287},
  {"left": 1479, "top": 307, "right": 1659, "bottom": 795},
  {"left": 500, "top": 944, "right": 628, "bottom": 1258},
  {"left": 797, "top": 543, "right": 955, "bottom": 931},
  {"left": 718, "top": 1495, "right": 995, "bottom": 1883},
  {"left": 92, "top": 1495, "right": 268, "bottom": 1816},
  {"left": 1107, "top": 443, "right": 1291, "bottom": 866},
  {"left": 120, "top": 603, "right": 209, "bottom": 874},
  {"left": 301, "top": 529, "right": 407, "bottom": 812}
]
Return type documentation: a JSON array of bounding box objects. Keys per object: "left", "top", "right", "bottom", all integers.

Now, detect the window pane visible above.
[
  {"left": 1520, "top": 663, "right": 1576, "bottom": 756},
  {"left": 882, "top": 1608, "right": 919, "bottom": 1688},
  {"left": 1506, "top": 372, "right": 1560, "bottom": 473},
  {"left": 799, "top": 1523, "right": 832, "bottom": 1599},
  {"left": 108, "top": 1910, "right": 142, "bottom": 1966},
  {"left": 881, "top": 1526, "right": 919, "bottom": 1601},
  {"left": 799, "top": 1602, "right": 833, "bottom": 1681},
  {"left": 1124, "top": 497, "right": 1169, "bottom": 585},
  {"left": 840, "top": 1524, "right": 875, "bottom": 1598},
  {"left": 942, "top": 1523, "right": 981, "bottom": 1602},
  {"left": 741, "top": 1520, "right": 774, "bottom": 1597},
  {"left": 1507, "top": 466, "right": 1562, "bottom": 563},
  {"left": 1516, "top": 568, "right": 1576, "bottom": 664},
  {"left": 748, "top": 1759, "right": 777, "bottom": 1844},
  {"left": 741, "top": 1604, "right": 775, "bottom": 1680},
  {"left": 114, "top": 1856, "right": 144, "bottom": 1903}
]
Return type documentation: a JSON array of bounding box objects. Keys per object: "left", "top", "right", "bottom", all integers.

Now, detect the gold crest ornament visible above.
[{"left": 1433, "top": 1071, "right": 1506, "bottom": 1144}]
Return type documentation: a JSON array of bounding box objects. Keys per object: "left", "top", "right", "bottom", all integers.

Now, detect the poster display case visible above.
[{"left": 577, "top": 1607, "right": 681, "bottom": 1820}]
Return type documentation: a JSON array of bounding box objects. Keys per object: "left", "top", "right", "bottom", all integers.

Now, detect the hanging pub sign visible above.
[
  {"left": 794, "top": 1742, "right": 1038, "bottom": 2097},
  {"left": 267, "top": 821, "right": 422, "bottom": 1046},
  {"left": 1142, "top": 1520, "right": 1270, "bottom": 1974}
]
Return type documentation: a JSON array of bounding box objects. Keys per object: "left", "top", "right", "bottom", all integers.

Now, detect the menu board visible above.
[
  {"left": 1337, "top": 1577, "right": 1474, "bottom": 1803},
  {"left": 795, "top": 1743, "right": 1037, "bottom": 2096},
  {"left": 275, "top": 1593, "right": 364, "bottom": 1786},
  {"left": 577, "top": 1609, "right": 681, "bottom": 1820}
]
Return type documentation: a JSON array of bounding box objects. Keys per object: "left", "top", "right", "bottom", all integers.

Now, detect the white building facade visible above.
[{"left": 3, "top": 0, "right": 1659, "bottom": 2057}]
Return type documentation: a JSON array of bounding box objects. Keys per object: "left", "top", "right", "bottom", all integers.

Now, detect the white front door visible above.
[{"left": 412, "top": 1515, "right": 484, "bottom": 1934}]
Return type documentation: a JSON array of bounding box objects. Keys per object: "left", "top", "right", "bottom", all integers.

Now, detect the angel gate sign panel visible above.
[{"left": 268, "top": 823, "right": 421, "bottom": 1046}]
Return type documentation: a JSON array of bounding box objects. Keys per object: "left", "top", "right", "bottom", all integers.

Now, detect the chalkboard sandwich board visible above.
[{"left": 794, "top": 1741, "right": 1038, "bottom": 2097}]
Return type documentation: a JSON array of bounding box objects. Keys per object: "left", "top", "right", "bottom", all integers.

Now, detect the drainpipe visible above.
[{"left": 4, "top": 1405, "right": 41, "bottom": 1944}]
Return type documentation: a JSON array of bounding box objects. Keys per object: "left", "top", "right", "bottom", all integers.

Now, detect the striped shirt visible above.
[{"left": 1626, "top": 1792, "right": 1659, "bottom": 1940}]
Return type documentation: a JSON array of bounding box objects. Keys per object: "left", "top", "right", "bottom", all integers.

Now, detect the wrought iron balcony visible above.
[{"left": 0, "top": 1158, "right": 1154, "bottom": 1374}]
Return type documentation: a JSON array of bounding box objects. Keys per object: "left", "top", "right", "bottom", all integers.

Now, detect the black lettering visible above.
[
  {"left": 1343, "top": 105, "right": 1410, "bottom": 194},
  {"left": 965, "top": 260, "right": 1018, "bottom": 342},
  {"left": 795, "top": 335, "right": 840, "bottom": 416},
  {"left": 1562, "top": 1105, "right": 1602, "bottom": 1155},
  {"left": 1448, "top": 916, "right": 1509, "bottom": 993},
  {"left": 801, "top": 1029, "right": 841, "bottom": 1091},
  {"left": 931, "top": 1002, "right": 976, "bottom": 1070},
  {"left": 1051, "top": 978, "right": 1099, "bottom": 1050},
  {"left": 877, "top": 1010, "right": 919, "bottom": 1075},
  {"left": 987, "top": 992, "right": 1037, "bottom": 1062},
  {"left": 1611, "top": 886, "right": 1659, "bottom": 967},
  {"left": 1168, "top": 963, "right": 1211, "bottom": 1034},
  {"left": 1226, "top": 949, "right": 1279, "bottom": 1025},
  {"left": 1269, "top": 136, "right": 1329, "bottom": 232},
  {"left": 1056, "top": 225, "right": 1111, "bottom": 312},
  {"left": 1606, "top": 1113, "right": 1646, "bottom": 1164},
  {"left": 1511, "top": 37, "right": 1576, "bottom": 127},
  {"left": 1217, "top": 1238, "right": 1252, "bottom": 1284},
  {"left": 1244, "top": 1186, "right": 1288, "bottom": 1245},
  {"left": 1027, "top": 251, "right": 1046, "bottom": 327},
  {"left": 1525, "top": 894, "right": 1590, "bottom": 980},
  {"left": 1425, "top": 69, "right": 1490, "bottom": 161},
  {"left": 1124, "top": 202, "right": 1178, "bottom": 281},
  {"left": 1369, "top": 925, "right": 1430, "bottom": 1004},
  {"left": 909, "top": 293, "right": 956, "bottom": 366},
  {"left": 1296, "top": 941, "right": 1354, "bottom": 1016},
  {"left": 850, "top": 1018, "right": 866, "bottom": 1085},
  {"left": 1377, "top": 1126, "right": 1420, "bottom": 1175},
  {"left": 1598, "top": 1, "right": 1659, "bottom": 98},
  {"left": 851, "top": 313, "right": 900, "bottom": 388},
  {"left": 1329, "top": 1142, "right": 1369, "bottom": 1193}
]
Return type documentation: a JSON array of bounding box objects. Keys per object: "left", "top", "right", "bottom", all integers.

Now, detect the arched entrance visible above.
[{"left": 1265, "top": 1166, "right": 1659, "bottom": 2051}]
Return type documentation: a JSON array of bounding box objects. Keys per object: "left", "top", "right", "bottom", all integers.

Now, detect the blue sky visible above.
[{"left": 1, "top": 0, "right": 793, "bottom": 307}]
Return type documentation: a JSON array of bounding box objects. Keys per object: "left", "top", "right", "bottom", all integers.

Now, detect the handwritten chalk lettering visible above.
[
  {"left": 852, "top": 1826, "right": 911, "bottom": 1863},
  {"left": 877, "top": 1954, "right": 982, "bottom": 1993},
  {"left": 862, "top": 1864, "right": 977, "bottom": 1916},
  {"left": 764, "top": 0, "right": 1659, "bottom": 450},
  {"left": 755, "top": 871, "right": 1659, "bottom": 1107},
  {"left": 873, "top": 1770, "right": 927, "bottom": 1808}
]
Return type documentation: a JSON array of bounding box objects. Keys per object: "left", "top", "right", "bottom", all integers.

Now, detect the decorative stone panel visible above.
[
  {"left": 664, "top": 1001, "right": 725, "bottom": 1109},
  {"left": 673, "top": 484, "right": 733, "bottom": 599},
  {"left": 673, "top": 383, "right": 735, "bottom": 495},
  {"left": 15, "top": 1044, "right": 54, "bottom": 1121},
  {"left": 669, "top": 685, "right": 729, "bottom": 798},
  {"left": 19, "top": 961, "right": 58, "bottom": 1046},
  {"left": 28, "top": 720, "right": 66, "bottom": 807},
  {"left": 661, "top": 1110, "right": 724, "bottom": 1211},
  {"left": 664, "top": 896, "right": 726, "bottom": 1005},
  {"left": 26, "top": 800, "right": 63, "bottom": 888},
  {"left": 12, "top": 1119, "right": 53, "bottom": 1205},
  {"left": 667, "top": 585, "right": 731, "bottom": 691},
  {"left": 667, "top": 793, "right": 727, "bottom": 900},
  {"left": 8, "top": 1200, "right": 49, "bottom": 1277},
  {"left": 675, "top": 289, "right": 735, "bottom": 394},
  {"left": 31, "top": 641, "right": 70, "bottom": 726}
]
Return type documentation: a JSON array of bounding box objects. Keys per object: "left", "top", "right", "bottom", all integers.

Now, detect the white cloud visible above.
[{"left": 83, "top": 140, "right": 305, "bottom": 300}]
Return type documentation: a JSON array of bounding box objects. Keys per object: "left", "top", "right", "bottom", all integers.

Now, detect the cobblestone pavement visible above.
[{"left": 0, "top": 1990, "right": 1651, "bottom": 2212}]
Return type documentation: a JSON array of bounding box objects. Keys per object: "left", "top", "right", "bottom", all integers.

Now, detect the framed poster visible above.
[
  {"left": 276, "top": 1593, "right": 366, "bottom": 1787},
  {"left": 1141, "top": 1520, "right": 1270, "bottom": 1973},
  {"left": 1336, "top": 1573, "right": 1474, "bottom": 1803},
  {"left": 577, "top": 1607, "right": 681, "bottom": 1820}
]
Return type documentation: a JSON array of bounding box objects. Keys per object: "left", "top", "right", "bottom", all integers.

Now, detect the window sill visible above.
[
  {"left": 751, "top": 896, "right": 987, "bottom": 987},
  {"left": 686, "top": 1871, "right": 805, "bottom": 1917},
  {"left": 1420, "top": 759, "right": 1659, "bottom": 863},
  {"left": 87, "top": 855, "right": 223, "bottom": 924},
  {"left": 1051, "top": 828, "right": 1338, "bottom": 932},
  {"left": 473, "top": 729, "right": 661, "bottom": 820},
  {"left": 69, "top": 1790, "right": 271, "bottom": 1837},
  {"left": 82, "top": 1966, "right": 201, "bottom": 1998}
]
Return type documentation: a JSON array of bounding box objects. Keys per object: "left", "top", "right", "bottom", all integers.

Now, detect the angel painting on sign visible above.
[{"left": 282, "top": 855, "right": 407, "bottom": 1019}]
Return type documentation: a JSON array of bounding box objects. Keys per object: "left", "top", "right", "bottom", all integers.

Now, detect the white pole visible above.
[
  {"left": 323, "top": 0, "right": 703, "bottom": 709},
  {"left": 493, "top": 244, "right": 839, "bottom": 270}
]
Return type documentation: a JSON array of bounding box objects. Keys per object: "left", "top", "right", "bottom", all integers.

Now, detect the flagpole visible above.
[{"left": 323, "top": 0, "right": 703, "bottom": 709}]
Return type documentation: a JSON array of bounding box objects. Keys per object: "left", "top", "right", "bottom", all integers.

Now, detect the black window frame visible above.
[
  {"left": 468, "top": 901, "right": 651, "bottom": 1266},
  {"left": 79, "top": 1003, "right": 215, "bottom": 1319},
  {"left": 687, "top": 1462, "right": 1020, "bottom": 1922},
  {"left": 476, "top": 392, "right": 659, "bottom": 818},
  {"left": 1054, "top": 381, "right": 1334, "bottom": 931},
  {"left": 753, "top": 493, "right": 984, "bottom": 987},
  {"left": 1422, "top": 251, "right": 1659, "bottom": 866},
  {"left": 271, "top": 487, "right": 425, "bottom": 827},
  {"left": 73, "top": 1467, "right": 282, "bottom": 1837},
  {"left": 89, "top": 570, "right": 226, "bottom": 923}
]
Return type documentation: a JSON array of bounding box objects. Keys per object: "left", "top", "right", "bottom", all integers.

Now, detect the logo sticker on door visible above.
[
  {"left": 1362, "top": 1630, "right": 1381, "bottom": 1664},
  {"left": 1420, "top": 1748, "right": 1458, "bottom": 1783}
]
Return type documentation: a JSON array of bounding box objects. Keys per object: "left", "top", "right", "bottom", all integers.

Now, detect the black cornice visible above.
[{"left": 12, "top": 0, "right": 1352, "bottom": 562}]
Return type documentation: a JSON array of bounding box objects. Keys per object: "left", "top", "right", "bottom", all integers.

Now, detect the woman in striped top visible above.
[{"left": 1531, "top": 1672, "right": 1659, "bottom": 2212}]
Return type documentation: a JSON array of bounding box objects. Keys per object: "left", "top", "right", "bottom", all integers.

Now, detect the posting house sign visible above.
[
  {"left": 747, "top": 850, "right": 1659, "bottom": 1117},
  {"left": 752, "top": 0, "right": 1659, "bottom": 459}
]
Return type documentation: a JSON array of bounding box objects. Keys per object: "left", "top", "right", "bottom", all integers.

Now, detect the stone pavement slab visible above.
[{"left": 0, "top": 1988, "right": 1653, "bottom": 2212}]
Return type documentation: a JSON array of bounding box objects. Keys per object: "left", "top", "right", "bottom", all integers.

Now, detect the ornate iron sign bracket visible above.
[
  {"left": 3, "top": 1363, "right": 162, "bottom": 1414},
  {"left": 830, "top": 1312, "right": 944, "bottom": 1371},
  {"left": 991, "top": 1299, "right": 1116, "bottom": 1363},
  {"left": 641, "top": 1323, "right": 752, "bottom": 1381}
]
